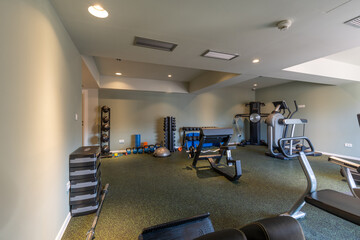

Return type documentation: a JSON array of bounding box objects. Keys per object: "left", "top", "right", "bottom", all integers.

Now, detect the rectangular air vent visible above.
[
  {"left": 134, "top": 36, "right": 177, "bottom": 51},
  {"left": 344, "top": 15, "right": 360, "bottom": 28},
  {"left": 201, "top": 50, "right": 239, "bottom": 61}
]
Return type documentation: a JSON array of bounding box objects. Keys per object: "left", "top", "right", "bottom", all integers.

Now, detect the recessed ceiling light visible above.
[
  {"left": 88, "top": 5, "right": 109, "bottom": 18},
  {"left": 253, "top": 83, "right": 258, "bottom": 87},
  {"left": 115, "top": 72, "right": 122, "bottom": 76},
  {"left": 168, "top": 74, "right": 172, "bottom": 78},
  {"left": 201, "top": 50, "right": 238, "bottom": 60},
  {"left": 252, "top": 59, "right": 260, "bottom": 63}
]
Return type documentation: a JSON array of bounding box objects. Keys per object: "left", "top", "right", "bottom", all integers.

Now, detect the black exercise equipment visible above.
[
  {"left": 192, "top": 128, "right": 242, "bottom": 181},
  {"left": 235, "top": 102, "right": 269, "bottom": 146},
  {"left": 278, "top": 136, "right": 360, "bottom": 225},
  {"left": 69, "top": 146, "right": 102, "bottom": 217},
  {"left": 164, "top": 116, "right": 176, "bottom": 152},
  {"left": 139, "top": 214, "right": 305, "bottom": 240},
  {"left": 100, "top": 106, "right": 111, "bottom": 156}
]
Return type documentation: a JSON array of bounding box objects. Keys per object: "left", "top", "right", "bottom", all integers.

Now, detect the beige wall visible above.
[
  {"left": 256, "top": 81, "right": 360, "bottom": 158},
  {"left": 0, "top": 0, "right": 82, "bottom": 239},
  {"left": 99, "top": 87, "right": 254, "bottom": 150},
  {"left": 83, "top": 89, "right": 100, "bottom": 146}
]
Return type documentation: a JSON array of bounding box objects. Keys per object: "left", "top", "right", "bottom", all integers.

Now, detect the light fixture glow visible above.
[
  {"left": 252, "top": 59, "right": 260, "bottom": 63},
  {"left": 115, "top": 72, "right": 122, "bottom": 76},
  {"left": 168, "top": 74, "right": 172, "bottom": 78},
  {"left": 201, "top": 50, "right": 238, "bottom": 60},
  {"left": 88, "top": 5, "right": 109, "bottom": 18}
]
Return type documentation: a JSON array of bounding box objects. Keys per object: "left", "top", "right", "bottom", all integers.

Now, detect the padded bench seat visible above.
[{"left": 305, "top": 189, "right": 360, "bottom": 225}]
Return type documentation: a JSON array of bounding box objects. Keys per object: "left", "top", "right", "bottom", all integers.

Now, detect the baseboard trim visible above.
[
  {"left": 319, "top": 151, "right": 360, "bottom": 162},
  {"left": 55, "top": 212, "right": 71, "bottom": 240}
]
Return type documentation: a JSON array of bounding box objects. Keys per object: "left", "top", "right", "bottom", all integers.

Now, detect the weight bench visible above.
[
  {"left": 278, "top": 136, "right": 360, "bottom": 226},
  {"left": 192, "top": 128, "right": 242, "bottom": 181},
  {"left": 329, "top": 156, "right": 360, "bottom": 198}
]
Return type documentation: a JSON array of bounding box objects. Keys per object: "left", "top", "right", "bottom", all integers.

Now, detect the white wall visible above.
[
  {"left": 0, "top": 0, "right": 82, "bottom": 239},
  {"left": 99, "top": 87, "right": 254, "bottom": 150},
  {"left": 83, "top": 89, "right": 100, "bottom": 146}
]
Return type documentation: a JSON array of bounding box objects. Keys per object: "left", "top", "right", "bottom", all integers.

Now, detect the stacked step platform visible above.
[{"left": 69, "top": 146, "right": 102, "bottom": 217}]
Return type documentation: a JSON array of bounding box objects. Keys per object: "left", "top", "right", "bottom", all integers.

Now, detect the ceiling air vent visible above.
[
  {"left": 134, "top": 36, "right": 177, "bottom": 51},
  {"left": 344, "top": 15, "right": 360, "bottom": 28}
]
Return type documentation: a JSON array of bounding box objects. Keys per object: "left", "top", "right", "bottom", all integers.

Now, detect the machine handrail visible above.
[
  {"left": 328, "top": 156, "right": 360, "bottom": 173},
  {"left": 279, "top": 119, "right": 307, "bottom": 125},
  {"left": 278, "top": 136, "right": 315, "bottom": 158}
]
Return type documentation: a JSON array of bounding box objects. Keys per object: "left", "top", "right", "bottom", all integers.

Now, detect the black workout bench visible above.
[{"left": 192, "top": 128, "right": 242, "bottom": 181}]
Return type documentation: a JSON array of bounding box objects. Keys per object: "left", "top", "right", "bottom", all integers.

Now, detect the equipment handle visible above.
[{"left": 278, "top": 136, "right": 315, "bottom": 158}]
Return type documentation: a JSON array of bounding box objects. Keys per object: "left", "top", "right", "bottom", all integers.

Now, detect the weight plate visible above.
[{"left": 249, "top": 113, "right": 261, "bottom": 123}]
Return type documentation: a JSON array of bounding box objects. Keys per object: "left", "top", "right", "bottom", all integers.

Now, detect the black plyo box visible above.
[
  {"left": 70, "top": 175, "right": 101, "bottom": 193},
  {"left": 69, "top": 164, "right": 101, "bottom": 181},
  {"left": 70, "top": 179, "right": 101, "bottom": 196},
  {"left": 70, "top": 181, "right": 101, "bottom": 205},
  {"left": 71, "top": 202, "right": 99, "bottom": 217},
  {"left": 69, "top": 146, "right": 100, "bottom": 168}
]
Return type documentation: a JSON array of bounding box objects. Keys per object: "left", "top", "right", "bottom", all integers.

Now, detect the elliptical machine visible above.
[{"left": 265, "top": 100, "right": 313, "bottom": 160}]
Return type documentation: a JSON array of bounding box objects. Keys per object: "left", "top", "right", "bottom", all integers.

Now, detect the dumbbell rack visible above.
[
  {"left": 182, "top": 127, "right": 216, "bottom": 150},
  {"left": 100, "top": 106, "right": 110, "bottom": 156},
  {"left": 164, "top": 116, "right": 176, "bottom": 152}
]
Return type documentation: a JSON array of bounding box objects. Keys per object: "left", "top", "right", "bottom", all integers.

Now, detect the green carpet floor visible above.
[{"left": 62, "top": 146, "right": 360, "bottom": 240}]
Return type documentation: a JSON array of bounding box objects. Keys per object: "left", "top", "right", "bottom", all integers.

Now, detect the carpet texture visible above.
[{"left": 62, "top": 146, "right": 360, "bottom": 240}]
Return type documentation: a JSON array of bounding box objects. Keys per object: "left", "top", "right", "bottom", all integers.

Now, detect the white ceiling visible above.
[
  {"left": 51, "top": 0, "right": 360, "bottom": 92},
  {"left": 326, "top": 46, "right": 360, "bottom": 66},
  {"left": 95, "top": 57, "right": 206, "bottom": 82}
]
